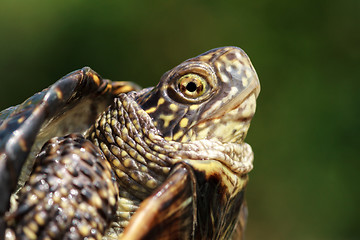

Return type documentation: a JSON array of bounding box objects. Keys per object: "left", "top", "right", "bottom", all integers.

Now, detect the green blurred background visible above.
[{"left": 0, "top": 1, "right": 359, "bottom": 239}]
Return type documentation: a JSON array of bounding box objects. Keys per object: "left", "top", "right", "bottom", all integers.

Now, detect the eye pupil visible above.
[
  {"left": 177, "top": 74, "right": 206, "bottom": 99},
  {"left": 186, "top": 82, "right": 197, "bottom": 92}
]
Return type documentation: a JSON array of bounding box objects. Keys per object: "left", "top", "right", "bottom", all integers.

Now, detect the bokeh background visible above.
[{"left": 0, "top": 1, "right": 359, "bottom": 239}]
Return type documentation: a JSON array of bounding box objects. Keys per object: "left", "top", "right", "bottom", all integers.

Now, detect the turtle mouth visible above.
[
  {"left": 214, "top": 70, "right": 260, "bottom": 120},
  {"left": 186, "top": 92, "right": 257, "bottom": 144},
  {"left": 190, "top": 71, "right": 260, "bottom": 143}
]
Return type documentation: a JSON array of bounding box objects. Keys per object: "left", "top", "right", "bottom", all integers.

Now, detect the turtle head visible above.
[{"left": 136, "top": 46, "right": 260, "bottom": 144}]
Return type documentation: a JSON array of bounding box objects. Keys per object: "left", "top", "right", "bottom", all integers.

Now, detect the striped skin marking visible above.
[
  {"left": 225, "top": 60, "right": 242, "bottom": 75},
  {"left": 245, "top": 68, "right": 253, "bottom": 78},
  {"left": 242, "top": 77, "right": 248, "bottom": 87},
  {"left": 196, "top": 122, "right": 207, "bottom": 129},
  {"left": 91, "top": 74, "right": 101, "bottom": 86},
  {"left": 145, "top": 107, "right": 157, "bottom": 114},
  {"left": 120, "top": 85, "right": 135, "bottom": 93},
  {"left": 157, "top": 97, "right": 165, "bottom": 105},
  {"left": 105, "top": 83, "right": 112, "bottom": 94},
  {"left": 54, "top": 87, "right": 63, "bottom": 100},
  {"left": 164, "top": 136, "right": 172, "bottom": 141},
  {"left": 179, "top": 118, "right": 189, "bottom": 128},
  {"left": 19, "top": 137, "right": 28, "bottom": 152},
  {"left": 111, "top": 81, "right": 141, "bottom": 95},
  {"left": 189, "top": 104, "right": 199, "bottom": 111},
  {"left": 219, "top": 71, "right": 230, "bottom": 83},
  {"left": 17, "top": 116, "right": 25, "bottom": 124},
  {"left": 159, "top": 114, "right": 176, "bottom": 128},
  {"left": 169, "top": 103, "right": 178, "bottom": 111},
  {"left": 173, "top": 130, "right": 184, "bottom": 141}
]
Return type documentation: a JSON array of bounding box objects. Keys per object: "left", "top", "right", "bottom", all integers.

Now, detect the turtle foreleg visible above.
[{"left": 5, "top": 134, "right": 118, "bottom": 240}]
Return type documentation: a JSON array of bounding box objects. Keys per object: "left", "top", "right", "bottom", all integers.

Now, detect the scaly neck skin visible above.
[
  {"left": 89, "top": 93, "right": 254, "bottom": 196},
  {"left": 87, "top": 93, "right": 254, "bottom": 236}
]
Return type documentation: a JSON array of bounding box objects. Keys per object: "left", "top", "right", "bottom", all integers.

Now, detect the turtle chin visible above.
[{"left": 203, "top": 118, "right": 251, "bottom": 144}]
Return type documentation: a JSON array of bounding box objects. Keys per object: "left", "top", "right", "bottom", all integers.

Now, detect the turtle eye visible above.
[{"left": 178, "top": 74, "right": 206, "bottom": 98}]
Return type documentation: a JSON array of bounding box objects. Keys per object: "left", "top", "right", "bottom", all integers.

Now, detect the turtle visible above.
[{"left": 0, "top": 46, "right": 260, "bottom": 240}]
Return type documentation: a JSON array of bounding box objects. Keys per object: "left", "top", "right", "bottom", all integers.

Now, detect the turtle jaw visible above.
[
  {"left": 188, "top": 63, "right": 260, "bottom": 144},
  {"left": 219, "top": 92, "right": 258, "bottom": 144},
  {"left": 189, "top": 92, "right": 258, "bottom": 144}
]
